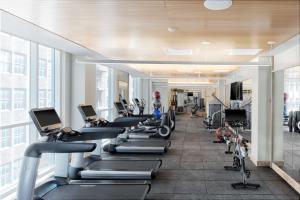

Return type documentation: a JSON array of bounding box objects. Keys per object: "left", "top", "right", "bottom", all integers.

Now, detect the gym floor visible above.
[{"left": 145, "top": 114, "right": 299, "bottom": 200}]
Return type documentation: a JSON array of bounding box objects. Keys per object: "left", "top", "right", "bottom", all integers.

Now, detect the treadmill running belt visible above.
[
  {"left": 122, "top": 140, "right": 168, "bottom": 147},
  {"left": 88, "top": 160, "right": 159, "bottom": 171},
  {"left": 43, "top": 184, "right": 148, "bottom": 200}
]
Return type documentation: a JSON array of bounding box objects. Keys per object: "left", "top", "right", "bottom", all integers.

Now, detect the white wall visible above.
[
  {"left": 273, "top": 34, "right": 300, "bottom": 71},
  {"left": 60, "top": 52, "right": 72, "bottom": 126}
]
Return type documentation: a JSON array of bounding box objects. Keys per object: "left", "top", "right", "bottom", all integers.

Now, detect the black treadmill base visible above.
[{"left": 231, "top": 182, "right": 260, "bottom": 189}]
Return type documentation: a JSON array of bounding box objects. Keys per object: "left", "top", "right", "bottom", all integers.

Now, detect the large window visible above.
[
  {"left": 0, "top": 129, "right": 10, "bottom": 149},
  {"left": 13, "top": 89, "right": 26, "bottom": 110},
  {"left": 38, "top": 45, "right": 54, "bottom": 108},
  {"left": 12, "top": 126, "right": 26, "bottom": 145},
  {"left": 13, "top": 53, "right": 26, "bottom": 75},
  {"left": 0, "top": 32, "right": 61, "bottom": 199},
  {"left": 0, "top": 89, "right": 11, "bottom": 111},
  {"left": 0, "top": 163, "right": 11, "bottom": 188},
  {"left": 38, "top": 89, "right": 52, "bottom": 108},
  {"left": 96, "top": 65, "right": 113, "bottom": 120},
  {"left": 0, "top": 50, "right": 11, "bottom": 73},
  {"left": 96, "top": 67, "right": 108, "bottom": 109}
]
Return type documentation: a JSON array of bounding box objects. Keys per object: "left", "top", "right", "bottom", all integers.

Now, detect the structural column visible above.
[
  {"left": 272, "top": 70, "right": 284, "bottom": 164},
  {"left": 217, "top": 80, "right": 226, "bottom": 103},
  {"left": 250, "top": 64, "right": 272, "bottom": 166}
]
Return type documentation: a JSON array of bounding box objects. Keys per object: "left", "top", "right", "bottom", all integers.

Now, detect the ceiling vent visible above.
[
  {"left": 165, "top": 48, "right": 193, "bottom": 56},
  {"left": 227, "top": 48, "right": 262, "bottom": 56}
]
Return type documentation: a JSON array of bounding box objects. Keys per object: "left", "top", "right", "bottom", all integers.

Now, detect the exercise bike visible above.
[{"left": 223, "top": 109, "right": 260, "bottom": 190}]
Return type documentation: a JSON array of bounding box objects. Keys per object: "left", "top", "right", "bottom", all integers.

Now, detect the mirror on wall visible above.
[
  {"left": 274, "top": 66, "right": 300, "bottom": 183},
  {"left": 283, "top": 66, "right": 300, "bottom": 182}
]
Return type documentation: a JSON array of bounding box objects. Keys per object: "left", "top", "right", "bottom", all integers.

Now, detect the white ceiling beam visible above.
[
  {"left": 148, "top": 76, "right": 227, "bottom": 80},
  {"left": 76, "top": 58, "right": 272, "bottom": 66}
]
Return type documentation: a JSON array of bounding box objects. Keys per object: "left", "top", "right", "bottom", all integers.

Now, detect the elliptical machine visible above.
[
  {"left": 223, "top": 109, "right": 260, "bottom": 189},
  {"left": 115, "top": 101, "right": 172, "bottom": 139}
]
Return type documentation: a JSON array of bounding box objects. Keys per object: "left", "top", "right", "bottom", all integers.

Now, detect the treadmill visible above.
[
  {"left": 29, "top": 107, "right": 162, "bottom": 180},
  {"left": 17, "top": 108, "right": 150, "bottom": 200},
  {"left": 78, "top": 104, "right": 171, "bottom": 154}
]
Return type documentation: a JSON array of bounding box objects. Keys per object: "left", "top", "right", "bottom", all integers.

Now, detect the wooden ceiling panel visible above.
[{"left": 0, "top": 0, "right": 299, "bottom": 77}]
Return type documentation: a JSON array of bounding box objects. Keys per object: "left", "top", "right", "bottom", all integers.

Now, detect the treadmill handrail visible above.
[
  {"left": 18, "top": 142, "right": 96, "bottom": 200},
  {"left": 25, "top": 142, "right": 96, "bottom": 158}
]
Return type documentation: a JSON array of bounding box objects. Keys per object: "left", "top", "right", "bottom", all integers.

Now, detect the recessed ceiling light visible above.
[
  {"left": 267, "top": 41, "right": 276, "bottom": 45},
  {"left": 201, "top": 41, "right": 211, "bottom": 45},
  {"left": 227, "top": 48, "right": 262, "bottom": 56},
  {"left": 165, "top": 48, "right": 193, "bottom": 56},
  {"left": 168, "top": 81, "right": 212, "bottom": 85},
  {"left": 213, "top": 69, "right": 229, "bottom": 73},
  {"left": 204, "top": 0, "right": 232, "bottom": 11},
  {"left": 167, "top": 27, "right": 177, "bottom": 33}
]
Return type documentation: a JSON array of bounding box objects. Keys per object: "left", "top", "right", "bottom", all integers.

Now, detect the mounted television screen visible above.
[
  {"left": 187, "top": 92, "right": 193, "bottom": 96},
  {"left": 230, "top": 82, "right": 243, "bottom": 101}
]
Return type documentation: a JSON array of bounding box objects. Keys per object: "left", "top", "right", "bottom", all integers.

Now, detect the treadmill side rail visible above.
[
  {"left": 116, "top": 146, "right": 167, "bottom": 153},
  {"left": 80, "top": 170, "right": 154, "bottom": 180}
]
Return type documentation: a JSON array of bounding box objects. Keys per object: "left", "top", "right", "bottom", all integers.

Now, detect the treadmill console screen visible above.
[
  {"left": 79, "top": 105, "right": 97, "bottom": 118},
  {"left": 114, "top": 102, "right": 126, "bottom": 112},
  {"left": 121, "top": 99, "right": 128, "bottom": 105},
  {"left": 225, "top": 109, "right": 247, "bottom": 123},
  {"left": 30, "top": 108, "right": 62, "bottom": 135}
]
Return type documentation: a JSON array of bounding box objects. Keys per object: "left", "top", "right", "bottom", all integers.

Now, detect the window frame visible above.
[
  {"left": 0, "top": 163, "right": 12, "bottom": 188},
  {"left": 0, "top": 49, "right": 12, "bottom": 73},
  {"left": 0, "top": 88, "right": 12, "bottom": 112},
  {"left": 0, "top": 128, "right": 11, "bottom": 150},
  {"left": 0, "top": 34, "right": 61, "bottom": 199},
  {"left": 12, "top": 52, "right": 26, "bottom": 75},
  {"left": 13, "top": 88, "right": 26, "bottom": 110},
  {"left": 95, "top": 65, "right": 114, "bottom": 120},
  {"left": 12, "top": 126, "right": 26, "bottom": 146}
]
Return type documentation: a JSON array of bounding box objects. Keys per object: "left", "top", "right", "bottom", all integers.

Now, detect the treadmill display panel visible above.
[
  {"left": 80, "top": 105, "right": 97, "bottom": 118},
  {"left": 115, "top": 102, "right": 126, "bottom": 112},
  {"left": 121, "top": 99, "right": 128, "bottom": 105},
  {"left": 31, "top": 108, "right": 62, "bottom": 135}
]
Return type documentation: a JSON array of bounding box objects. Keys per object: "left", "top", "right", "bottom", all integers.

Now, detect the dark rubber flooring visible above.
[{"left": 146, "top": 114, "right": 299, "bottom": 200}]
